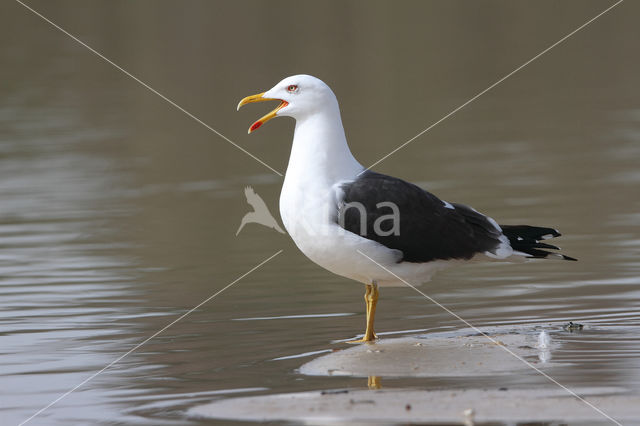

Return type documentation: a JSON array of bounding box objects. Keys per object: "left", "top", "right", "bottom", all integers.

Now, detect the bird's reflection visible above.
[{"left": 367, "top": 375, "right": 381, "bottom": 389}]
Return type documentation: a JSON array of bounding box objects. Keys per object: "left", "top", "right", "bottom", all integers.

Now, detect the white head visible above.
[{"left": 237, "top": 75, "right": 338, "bottom": 133}]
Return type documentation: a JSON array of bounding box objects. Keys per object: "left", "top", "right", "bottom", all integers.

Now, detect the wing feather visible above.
[{"left": 338, "top": 171, "right": 504, "bottom": 263}]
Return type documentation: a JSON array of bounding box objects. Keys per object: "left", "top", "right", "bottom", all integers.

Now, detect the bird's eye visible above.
[{"left": 287, "top": 85, "right": 298, "bottom": 93}]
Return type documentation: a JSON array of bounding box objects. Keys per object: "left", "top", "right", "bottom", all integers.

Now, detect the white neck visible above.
[{"left": 284, "top": 105, "right": 362, "bottom": 186}]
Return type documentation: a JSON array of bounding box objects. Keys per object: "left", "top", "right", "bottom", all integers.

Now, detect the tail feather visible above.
[
  {"left": 530, "top": 241, "right": 560, "bottom": 250},
  {"left": 500, "top": 225, "right": 577, "bottom": 261}
]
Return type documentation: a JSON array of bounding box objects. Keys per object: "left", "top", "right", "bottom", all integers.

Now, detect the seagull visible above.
[
  {"left": 237, "top": 75, "right": 576, "bottom": 343},
  {"left": 236, "top": 186, "right": 286, "bottom": 236}
]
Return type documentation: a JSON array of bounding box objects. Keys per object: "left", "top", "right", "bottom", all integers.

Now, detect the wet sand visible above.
[
  {"left": 299, "top": 330, "right": 557, "bottom": 378},
  {"left": 190, "top": 387, "right": 637, "bottom": 424},
  {"left": 190, "top": 326, "right": 640, "bottom": 424}
]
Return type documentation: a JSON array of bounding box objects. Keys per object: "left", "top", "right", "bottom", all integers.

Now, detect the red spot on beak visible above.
[{"left": 250, "top": 121, "right": 262, "bottom": 132}]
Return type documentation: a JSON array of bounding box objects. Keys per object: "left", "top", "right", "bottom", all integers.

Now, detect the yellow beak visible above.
[{"left": 237, "top": 92, "right": 288, "bottom": 134}]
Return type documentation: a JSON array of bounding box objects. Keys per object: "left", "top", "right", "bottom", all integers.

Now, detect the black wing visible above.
[
  {"left": 338, "top": 171, "right": 504, "bottom": 263},
  {"left": 500, "top": 225, "right": 576, "bottom": 261}
]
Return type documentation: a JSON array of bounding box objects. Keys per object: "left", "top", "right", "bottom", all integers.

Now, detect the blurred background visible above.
[{"left": 1, "top": 0, "right": 639, "bottom": 424}]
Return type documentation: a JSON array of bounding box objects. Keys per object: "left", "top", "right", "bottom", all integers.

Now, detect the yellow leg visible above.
[
  {"left": 347, "top": 282, "right": 379, "bottom": 343},
  {"left": 364, "top": 283, "right": 379, "bottom": 340},
  {"left": 367, "top": 375, "right": 381, "bottom": 389}
]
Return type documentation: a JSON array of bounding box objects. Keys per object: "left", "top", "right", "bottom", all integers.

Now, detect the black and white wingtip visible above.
[{"left": 500, "top": 225, "right": 577, "bottom": 261}]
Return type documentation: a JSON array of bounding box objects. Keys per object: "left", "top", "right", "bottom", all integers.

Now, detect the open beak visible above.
[{"left": 237, "top": 92, "right": 289, "bottom": 134}]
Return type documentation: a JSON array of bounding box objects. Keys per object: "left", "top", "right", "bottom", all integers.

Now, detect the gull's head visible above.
[{"left": 237, "top": 74, "right": 336, "bottom": 134}]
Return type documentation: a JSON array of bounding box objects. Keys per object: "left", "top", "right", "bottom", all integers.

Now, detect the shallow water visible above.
[{"left": 1, "top": 1, "right": 640, "bottom": 425}]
